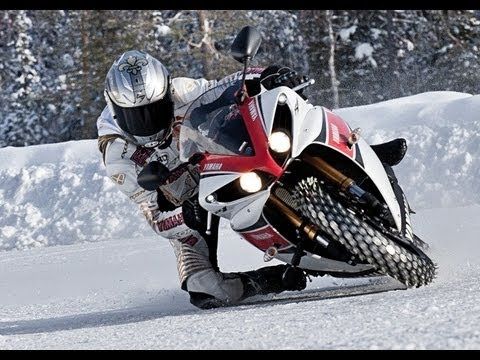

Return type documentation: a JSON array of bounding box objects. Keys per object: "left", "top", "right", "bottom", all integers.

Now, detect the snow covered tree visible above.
[
  {"left": 0, "top": 10, "right": 479, "bottom": 147},
  {"left": 0, "top": 11, "right": 45, "bottom": 147},
  {"left": 300, "top": 10, "right": 480, "bottom": 108}
]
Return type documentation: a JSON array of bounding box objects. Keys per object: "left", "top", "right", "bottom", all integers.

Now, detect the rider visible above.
[
  {"left": 97, "top": 50, "right": 408, "bottom": 309},
  {"left": 97, "top": 50, "right": 310, "bottom": 309}
]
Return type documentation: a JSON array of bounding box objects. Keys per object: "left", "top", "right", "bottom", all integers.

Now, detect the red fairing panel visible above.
[
  {"left": 240, "top": 225, "right": 291, "bottom": 251},
  {"left": 325, "top": 109, "right": 355, "bottom": 159},
  {"left": 200, "top": 97, "right": 284, "bottom": 178}
]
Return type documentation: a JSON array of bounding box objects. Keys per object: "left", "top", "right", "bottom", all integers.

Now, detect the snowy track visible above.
[{"left": 1, "top": 204, "right": 480, "bottom": 349}]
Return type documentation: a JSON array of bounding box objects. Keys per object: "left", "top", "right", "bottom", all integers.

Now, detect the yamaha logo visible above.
[
  {"left": 331, "top": 124, "right": 340, "bottom": 144},
  {"left": 248, "top": 100, "right": 259, "bottom": 121},
  {"left": 203, "top": 163, "right": 223, "bottom": 171},
  {"left": 251, "top": 233, "right": 273, "bottom": 240}
]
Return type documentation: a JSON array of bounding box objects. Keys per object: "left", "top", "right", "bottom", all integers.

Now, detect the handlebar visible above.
[{"left": 291, "top": 78, "right": 315, "bottom": 92}]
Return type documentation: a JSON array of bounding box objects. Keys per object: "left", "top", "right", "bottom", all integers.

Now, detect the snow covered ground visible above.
[{"left": 1, "top": 91, "right": 479, "bottom": 349}]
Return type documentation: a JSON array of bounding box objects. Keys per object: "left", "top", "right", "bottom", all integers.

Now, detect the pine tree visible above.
[
  {"left": 1, "top": 10, "right": 479, "bottom": 148},
  {"left": 0, "top": 10, "right": 45, "bottom": 147}
]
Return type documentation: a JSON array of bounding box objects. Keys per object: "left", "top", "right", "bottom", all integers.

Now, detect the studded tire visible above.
[{"left": 293, "top": 177, "right": 436, "bottom": 288}]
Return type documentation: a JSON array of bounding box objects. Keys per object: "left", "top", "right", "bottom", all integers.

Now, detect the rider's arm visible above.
[{"left": 103, "top": 138, "right": 198, "bottom": 241}]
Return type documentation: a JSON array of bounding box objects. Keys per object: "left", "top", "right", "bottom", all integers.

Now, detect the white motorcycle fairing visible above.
[{"left": 179, "top": 85, "right": 409, "bottom": 273}]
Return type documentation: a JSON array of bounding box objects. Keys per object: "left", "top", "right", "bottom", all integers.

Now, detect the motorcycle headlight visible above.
[
  {"left": 269, "top": 131, "right": 291, "bottom": 153},
  {"left": 278, "top": 93, "right": 288, "bottom": 105},
  {"left": 239, "top": 172, "right": 262, "bottom": 193}
]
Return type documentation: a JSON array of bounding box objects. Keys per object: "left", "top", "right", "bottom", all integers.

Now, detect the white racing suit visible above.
[{"left": 97, "top": 69, "right": 274, "bottom": 307}]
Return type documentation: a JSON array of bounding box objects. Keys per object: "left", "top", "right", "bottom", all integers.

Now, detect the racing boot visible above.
[
  {"left": 371, "top": 138, "right": 407, "bottom": 167},
  {"left": 239, "top": 264, "right": 307, "bottom": 299},
  {"left": 187, "top": 265, "right": 307, "bottom": 310}
]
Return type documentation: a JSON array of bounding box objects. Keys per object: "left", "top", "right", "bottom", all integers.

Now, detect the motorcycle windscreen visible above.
[{"left": 179, "top": 84, "right": 254, "bottom": 162}]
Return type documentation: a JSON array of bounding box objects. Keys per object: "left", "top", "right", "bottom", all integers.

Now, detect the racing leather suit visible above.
[{"left": 97, "top": 69, "right": 265, "bottom": 304}]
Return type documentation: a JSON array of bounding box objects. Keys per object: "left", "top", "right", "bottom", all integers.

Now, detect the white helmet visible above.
[{"left": 104, "top": 50, "right": 173, "bottom": 146}]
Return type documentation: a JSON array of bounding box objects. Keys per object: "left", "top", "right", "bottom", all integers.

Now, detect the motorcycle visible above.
[{"left": 140, "top": 26, "right": 436, "bottom": 289}]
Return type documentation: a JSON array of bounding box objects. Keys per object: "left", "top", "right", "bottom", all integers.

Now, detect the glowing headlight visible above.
[
  {"left": 278, "top": 93, "right": 288, "bottom": 105},
  {"left": 268, "top": 131, "right": 291, "bottom": 153},
  {"left": 239, "top": 172, "right": 262, "bottom": 193}
]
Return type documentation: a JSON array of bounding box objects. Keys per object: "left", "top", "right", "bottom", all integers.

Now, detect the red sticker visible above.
[
  {"left": 130, "top": 146, "right": 155, "bottom": 166},
  {"left": 241, "top": 225, "right": 291, "bottom": 251},
  {"left": 325, "top": 110, "right": 355, "bottom": 159}
]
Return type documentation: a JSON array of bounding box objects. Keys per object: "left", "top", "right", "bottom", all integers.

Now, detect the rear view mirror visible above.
[{"left": 231, "top": 26, "right": 262, "bottom": 63}]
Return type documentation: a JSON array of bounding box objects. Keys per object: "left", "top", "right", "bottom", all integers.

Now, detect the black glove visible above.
[
  {"left": 182, "top": 198, "right": 208, "bottom": 232},
  {"left": 260, "top": 65, "right": 309, "bottom": 96}
]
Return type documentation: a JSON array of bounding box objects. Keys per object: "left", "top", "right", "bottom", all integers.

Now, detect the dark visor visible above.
[{"left": 111, "top": 95, "right": 174, "bottom": 137}]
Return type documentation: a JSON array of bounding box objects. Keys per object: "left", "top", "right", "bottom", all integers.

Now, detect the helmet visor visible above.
[{"left": 111, "top": 94, "right": 174, "bottom": 138}]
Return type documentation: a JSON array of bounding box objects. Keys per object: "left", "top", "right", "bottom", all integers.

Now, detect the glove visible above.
[
  {"left": 182, "top": 197, "right": 208, "bottom": 232},
  {"left": 260, "top": 65, "right": 309, "bottom": 96}
]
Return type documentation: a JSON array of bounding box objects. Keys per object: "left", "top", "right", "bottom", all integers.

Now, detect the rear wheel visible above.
[{"left": 293, "top": 177, "right": 437, "bottom": 287}]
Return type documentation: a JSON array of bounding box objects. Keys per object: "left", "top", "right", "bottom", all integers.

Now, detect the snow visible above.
[
  {"left": 335, "top": 92, "right": 480, "bottom": 209},
  {"left": 339, "top": 25, "right": 357, "bottom": 42},
  {"left": 156, "top": 25, "right": 171, "bottom": 36},
  {"left": 355, "top": 43, "right": 377, "bottom": 67},
  {"left": 405, "top": 39, "right": 415, "bottom": 51},
  {"left": 0, "top": 140, "right": 151, "bottom": 251},
  {"left": 370, "top": 28, "right": 382, "bottom": 40},
  {"left": 62, "top": 54, "right": 74, "bottom": 68},
  {"left": 1, "top": 91, "right": 480, "bottom": 348},
  {"left": 47, "top": 104, "right": 57, "bottom": 113}
]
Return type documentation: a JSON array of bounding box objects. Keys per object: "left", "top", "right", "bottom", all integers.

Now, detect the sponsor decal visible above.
[
  {"left": 129, "top": 189, "right": 146, "bottom": 200},
  {"left": 178, "top": 234, "right": 199, "bottom": 246},
  {"left": 118, "top": 55, "right": 149, "bottom": 103},
  {"left": 164, "top": 163, "right": 189, "bottom": 184},
  {"left": 241, "top": 226, "right": 291, "bottom": 251},
  {"left": 130, "top": 146, "right": 155, "bottom": 166},
  {"left": 157, "top": 213, "right": 184, "bottom": 232},
  {"left": 118, "top": 55, "right": 148, "bottom": 75},
  {"left": 118, "top": 55, "right": 150, "bottom": 103},
  {"left": 251, "top": 232, "right": 274, "bottom": 240},
  {"left": 325, "top": 110, "right": 355, "bottom": 159},
  {"left": 247, "top": 67, "right": 265, "bottom": 74},
  {"left": 203, "top": 163, "right": 223, "bottom": 171},
  {"left": 331, "top": 123, "right": 340, "bottom": 144},
  {"left": 144, "top": 141, "right": 159, "bottom": 148},
  {"left": 173, "top": 229, "right": 193, "bottom": 238},
  {"left": 248, "top": 99, "right": 259, "bottom": 121},
  {"left": 156, "top": 153, "right": 169, "bottom": 165},
  {"left": 120, "top": 141, "right": 128, "bottom": 159},
  {"left": 110, "top": 173, "right": 125, "bottom": 185}
]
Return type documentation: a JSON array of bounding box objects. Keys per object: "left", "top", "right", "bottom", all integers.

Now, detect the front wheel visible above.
[{"left": 292, "top": 177, "right": 437, "bottom": 288}]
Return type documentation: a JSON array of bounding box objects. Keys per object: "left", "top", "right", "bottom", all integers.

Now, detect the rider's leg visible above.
[{"left": 169, "top": 218, "right": 306, "bottom": 309}]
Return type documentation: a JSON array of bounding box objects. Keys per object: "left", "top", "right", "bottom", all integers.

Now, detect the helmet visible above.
[{"left": 104, "top": 50, "right": 173, "bottom": 147}]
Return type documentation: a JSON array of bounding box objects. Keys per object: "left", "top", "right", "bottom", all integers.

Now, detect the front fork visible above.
[
  {"left": 266, "top": 154, "right": 389, "bottom": 264},
  {"left": 302, "top": 154, "right": 390, "bottom": 219}
]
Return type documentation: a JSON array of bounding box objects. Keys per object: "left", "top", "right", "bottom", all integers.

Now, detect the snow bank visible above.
[
  {"left": 0, "top": 91, "right": 479, "bottom": 251},
  {"left": 336, "top": 91, "right": 480, "bottom": 209},
  {"left": 0, "top": 140, "right": 152, "bottom": 251}
]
